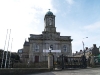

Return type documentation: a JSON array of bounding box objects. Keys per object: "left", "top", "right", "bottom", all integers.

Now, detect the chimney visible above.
[
  {"left": 80, "top": 50, "right": 82, "bottom": 52},
  {"left": 76, "top": 51, "right": 78, "bottom": 53},
  {"left": 85, "top": 47, "right": 88, "bottom": 50},
  {"left": 93, "top": 44, "right": 96, "bottom": 47}
]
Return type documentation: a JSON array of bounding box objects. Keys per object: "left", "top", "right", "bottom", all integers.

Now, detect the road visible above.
[{"left": 27, "top": 68, "right": 100, "bottom": 75}]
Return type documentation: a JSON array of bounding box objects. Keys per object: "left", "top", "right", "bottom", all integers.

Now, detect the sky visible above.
[{"left": 0, "top": 0, "right": 100, "bottom": 53}]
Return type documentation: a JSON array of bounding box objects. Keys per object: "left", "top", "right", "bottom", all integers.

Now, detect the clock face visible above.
[{"left": 48, "top": 18, "right": 52, "bottom": 25}]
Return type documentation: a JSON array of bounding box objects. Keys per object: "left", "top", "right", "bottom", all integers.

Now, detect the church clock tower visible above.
[
  {"left": 44, "top": 10, "right": 56, "bottom": 32},
  {"left": 42, "top": 10, "right": 60, "bottom": 40}
]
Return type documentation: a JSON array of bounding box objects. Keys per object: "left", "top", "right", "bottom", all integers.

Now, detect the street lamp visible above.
[
  {"left": 82, "top": 37, "right": 88, "bottom": 56},
  {"left": 49, "top": 47, "right": 52, "bottom": 53},
  {"left": 49, "top": 45, "right": 53, "bottom": 53}
]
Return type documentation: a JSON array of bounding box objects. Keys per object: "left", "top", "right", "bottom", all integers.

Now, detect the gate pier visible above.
[{"left": 48, "top": 52, "right": 53, "bottom": 70}]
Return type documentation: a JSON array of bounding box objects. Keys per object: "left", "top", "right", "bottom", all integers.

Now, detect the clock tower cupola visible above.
[{"left": 44, "top": 10, "right": 56, "bottom": 32}]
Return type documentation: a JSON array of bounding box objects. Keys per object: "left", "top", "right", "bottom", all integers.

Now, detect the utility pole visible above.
[
  {"left": 1, "top": 29, "right": 8, "bottom": 68},
  {"left": 5, "top": 29, "right": 11, "bottom": 68},
  {"left": 8, "top": 38, "right": 13, "bottom": 68},
  {"left": 82, "top": 41, "right": 85, "bottom": 55}
]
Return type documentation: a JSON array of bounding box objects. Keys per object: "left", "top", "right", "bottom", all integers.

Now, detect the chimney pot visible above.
[
  {"left": 80, "top": 50, "right": 82, "bottom": 52},
  {"left": 93, "top": 44, "right": 96, "bottom": 47},
  {"left": 85, "top": 47, "right": 88, "bottom": 50}
]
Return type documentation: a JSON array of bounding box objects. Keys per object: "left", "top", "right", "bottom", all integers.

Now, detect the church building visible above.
[{"left": 19, "top": 10, "right": 73, "bottom": 63}]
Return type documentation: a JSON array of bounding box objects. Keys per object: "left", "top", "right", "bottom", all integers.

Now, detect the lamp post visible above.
[
  {"left": 82, "top": 37, "right": 88, "bottom": 56},
  {"left": 49, "top": 45, "right": 53, "bottom": 53},
  {"left": 49, "top": 47, "right": 52, "bottom": 53},
  {"left": 82, "top": 41, "right": 85, "bottom": 56}
]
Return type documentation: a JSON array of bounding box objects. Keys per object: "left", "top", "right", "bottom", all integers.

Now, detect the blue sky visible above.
[{"left": 0, "top": 0, "right": 100, "bottom": 53}]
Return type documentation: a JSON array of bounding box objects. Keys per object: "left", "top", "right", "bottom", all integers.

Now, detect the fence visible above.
[{"left": 56, "top": 55, "right": 87, "bottom": 69}]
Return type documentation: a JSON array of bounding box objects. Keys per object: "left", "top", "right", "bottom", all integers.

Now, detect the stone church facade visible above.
[{"left": 19, "top": 10, "right": 73, "bottom": 63}]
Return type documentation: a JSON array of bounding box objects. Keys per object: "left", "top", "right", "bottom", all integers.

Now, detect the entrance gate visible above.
[{"left": 56, "top": 54, "right": 87, "bottom": 69}]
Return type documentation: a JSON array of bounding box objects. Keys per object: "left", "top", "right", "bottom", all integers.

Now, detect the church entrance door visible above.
[{"left": 35, "top": 56, "right": 39, "bottom": 63}]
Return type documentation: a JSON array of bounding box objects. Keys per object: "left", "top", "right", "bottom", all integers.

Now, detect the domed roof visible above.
[{"left": 46, "top": 10, "right": 53, "bottom": 16}]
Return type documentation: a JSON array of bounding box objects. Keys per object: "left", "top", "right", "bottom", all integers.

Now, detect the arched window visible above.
[
  {"left": 63, "top": 45, "right": 67, "bottom": 51},
  {"left": 35, "top": 44, "right": 39, "bottom": 52}
]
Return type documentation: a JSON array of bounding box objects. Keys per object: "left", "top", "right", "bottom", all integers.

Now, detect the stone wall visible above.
[
  {"left": 13, "top": 62, "right": 48, "bottom": 68},
  {"left": 0, "top": 68, "right": 50, "bottom": 75}
]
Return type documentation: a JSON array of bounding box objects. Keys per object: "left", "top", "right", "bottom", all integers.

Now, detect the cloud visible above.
[
  {"left": 0, "top": 0, "right": 56, "bottom": 52},
  {"left": 62, "top": 0, "right": 75, "bottom": 15},
  {"left": 65, "top": 0, "right": 74, "bottom": 5},
  {"left": 71, "top": 21, "right": 100, "bottom": 53},
  {"left": 57, "top": 28, "right": 87, "bottom": 53},
  {"left": 84, "top": 21, "right": 100, "bottom": 31}
]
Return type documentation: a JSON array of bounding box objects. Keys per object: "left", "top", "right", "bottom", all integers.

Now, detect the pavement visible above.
[{"left": 27, "top": 67, "right": 100, "bottom": 75}]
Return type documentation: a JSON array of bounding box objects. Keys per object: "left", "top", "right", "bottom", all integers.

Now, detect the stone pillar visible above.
[
  {"left": 48, "top": 52, "right": 53, "bottom": 70},
  {"left": 90, "top": 56, "right": 95, "bottom": 67}
]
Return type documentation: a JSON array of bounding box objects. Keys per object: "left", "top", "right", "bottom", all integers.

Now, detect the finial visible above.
[{"left": 48, "top": 9, "right": 50, "bottom": 11}]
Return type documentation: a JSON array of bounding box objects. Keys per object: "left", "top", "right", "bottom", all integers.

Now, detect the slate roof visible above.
[{"left": 24, "top": 40, "right": 29, "bottom": 46}]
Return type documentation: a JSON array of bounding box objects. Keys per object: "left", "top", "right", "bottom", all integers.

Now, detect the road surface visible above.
[{"left": 27, "top": 68, "right": 100, "bottom": 75}]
